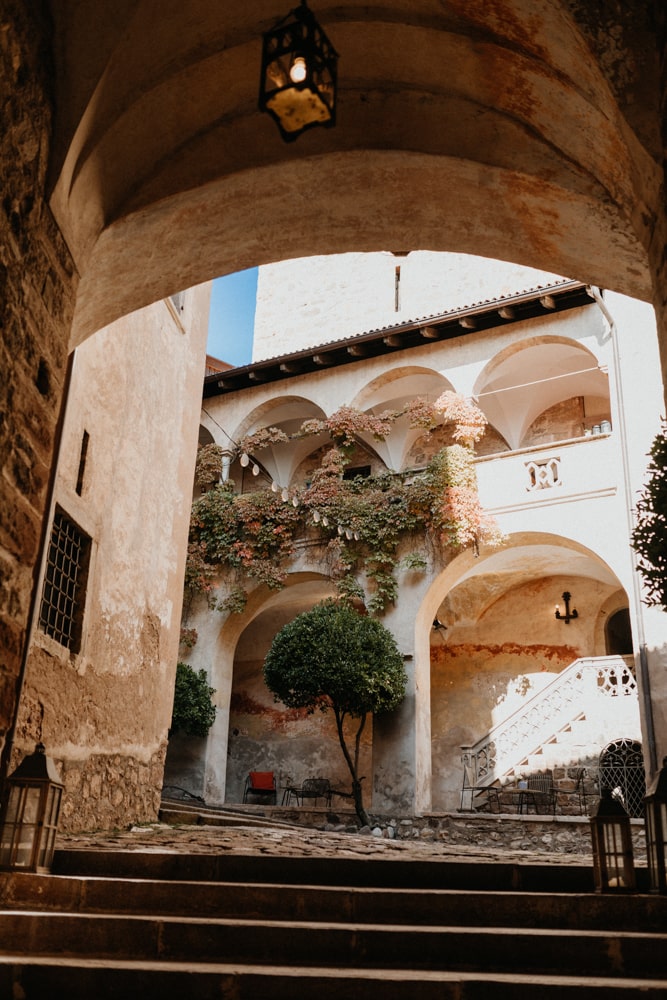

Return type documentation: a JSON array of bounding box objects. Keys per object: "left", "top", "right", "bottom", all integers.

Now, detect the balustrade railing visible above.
[{"left": 461, "top": 655, "right": 636, "bottom": 786}]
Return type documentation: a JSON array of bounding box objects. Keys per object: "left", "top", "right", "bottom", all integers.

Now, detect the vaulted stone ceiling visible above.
[{"left": 47, "top": 1, "right": 663, "bottom": 350}]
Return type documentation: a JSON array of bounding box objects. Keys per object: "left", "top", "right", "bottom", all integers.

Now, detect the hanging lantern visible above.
[
  {"left": 240, "top": 452, "right": 250, "bottom": 468},
  {"left": 312, "top": 510, "right": 321, "bottom": 523},
  {"left": 644, "top": 756, "right": 667, "bottom": 893},
  {"left": 252, "top": 464, "right": 260, "bottom": 476},
  {"left": 0, "top": 743, "right": 64, "bottom": 873},
  {"left": 589, "top": 788, "right": 636, "bottom": 892},
  {"left": 281, "top": 487, "right": 289, "bottom": 502},
  {"left": 258, "top": 0, "right": 338, "bottom": 142}
]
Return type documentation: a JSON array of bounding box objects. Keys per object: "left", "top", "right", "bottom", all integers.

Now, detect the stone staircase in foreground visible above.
[{"left": 0, "top": 844, "right": 666, "bottom": 997}]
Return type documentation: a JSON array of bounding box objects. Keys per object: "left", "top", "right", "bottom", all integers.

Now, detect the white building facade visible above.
[{"left": 175, "top": 253, "right": 666, "bottom": 818}]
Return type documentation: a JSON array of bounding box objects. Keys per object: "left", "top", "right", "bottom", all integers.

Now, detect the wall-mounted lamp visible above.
[
  {"left": 432, "top": 618, "right": 446, "bottom": 631},
  {"left": 555, "top": 591, "right": 578, "bottom": 624},
  {"left": 259, "top": 0, "right": 338, "bottom": 142}
]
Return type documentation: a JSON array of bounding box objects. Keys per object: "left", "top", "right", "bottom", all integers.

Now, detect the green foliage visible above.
[
  {"left": 171, "top": 662, "right": 216, "bottom": 737},
  {"left": 195, "top": 443, "right": 223, "bottom": 486},
  {"left": 186, "top": 396, "right": 501, "bottom": 614},
  {"left": 632, "top": 426, "right": 667, "bottom": 609},
  {"left": 263, "top": 599, "right": 407, "bottom": 825},
  {"left": 263, "top": 598, "right": 406, "bottom": 719}
]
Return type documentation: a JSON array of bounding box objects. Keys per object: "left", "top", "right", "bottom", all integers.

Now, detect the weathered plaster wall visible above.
[
  {"left": 431, "top": 575, "right": 641, "bottom": 810},
  {"left": 185, "top": 265, "right": 665, "bottom": 816},
  {"left": 223, "top": 605, "right": 370, "bottom": 804},
  {"left": 0, "top": 2, "right": 77, "bottom": 774},
  {"left": 13, "top": 287, "right": 210, "bottom": 831},
  {"left": 253, "top": 252, "right": 565, "bottom": 361}
]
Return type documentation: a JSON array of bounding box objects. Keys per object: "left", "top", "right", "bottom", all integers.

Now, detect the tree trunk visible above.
[{"left": 333, "top": 707, "right": 370, "bottom": 827}]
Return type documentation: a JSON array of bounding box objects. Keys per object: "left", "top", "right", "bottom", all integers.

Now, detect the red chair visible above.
[{"left": 243, "top": 771, "right": 277, "bottom": 804}]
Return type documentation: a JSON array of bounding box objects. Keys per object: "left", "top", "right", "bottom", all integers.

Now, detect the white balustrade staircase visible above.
[{"left": 461, "top": 655, "right": 640, "bottom": 795}]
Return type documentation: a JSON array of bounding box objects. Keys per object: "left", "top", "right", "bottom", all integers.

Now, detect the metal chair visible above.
[
  {"left": 460, "top": 763, "right": 499, "bottom": 812},
  {"left": 243, "top": 771, "right": 277, "bottom": 804},
  {"left": 520, "top": 770, "right": 557, "bottom": 815},
  {"left": 558, "top": 767, "right": 595, "bottom": 815},
  {"left": 282, "top": 777, "right": 332, "bottom": 807}
]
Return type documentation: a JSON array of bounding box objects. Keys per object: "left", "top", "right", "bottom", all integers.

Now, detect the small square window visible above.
[{"left": 38, "top": 508, "right": 91, "bottom": 653}]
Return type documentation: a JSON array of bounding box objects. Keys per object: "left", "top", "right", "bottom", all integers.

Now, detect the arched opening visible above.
[
  {"left": 606, "top": 608, "right": 634, "bottom": 656},
  {"left": 6, "top": 3, "right": 667, "bottom": 832},
  {"left": 428, "top": 534, "right": 641, "bottom": 811}
]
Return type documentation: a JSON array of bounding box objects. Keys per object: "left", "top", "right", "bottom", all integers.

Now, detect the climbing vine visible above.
[{"left": 186, "top": 393, "right": 500, "bottom": 616}]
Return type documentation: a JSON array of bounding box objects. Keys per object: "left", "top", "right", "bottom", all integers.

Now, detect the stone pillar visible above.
[
  {"left": 0, "top": 2, "right": 77, "bottom": 774},
  {"left": 371, "top": 591, "right": 433, "bottom": 817}
]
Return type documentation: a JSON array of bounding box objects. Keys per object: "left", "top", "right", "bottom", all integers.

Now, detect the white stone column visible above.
[{"left": 370, "top": 584, "right": 433, "bottom": 817}]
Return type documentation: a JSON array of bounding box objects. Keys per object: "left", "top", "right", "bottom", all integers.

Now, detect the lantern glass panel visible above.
[
  {"left": 37, "top": 785, "right": 62, "bottom": 870},
  {"left": 646, "top": 798, "right": 667, "bottom": 891},
  {"left": 0, "top": 784, "right": 43, "bottom": 869},
  {"left": 591, "top": 816, "right": 635, "bottom": 891}
]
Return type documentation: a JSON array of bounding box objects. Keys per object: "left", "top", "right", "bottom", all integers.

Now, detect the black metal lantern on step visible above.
[
  {"left": 259, "top": 0, "right": 338, "bottom": 142},
  {"left": 0, "top": 743, "right": 63, "bottom": 873},
  {"left": 589, "top": 787, "right": 636, "bottom": 892},
  {"left": 644, "top": 756, "right": 667, "bottom": 893}
]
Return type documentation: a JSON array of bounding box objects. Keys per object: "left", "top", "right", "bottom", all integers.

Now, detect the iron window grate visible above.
[{"left": 38, "top": 508, "right": 91, "bottom": 652}]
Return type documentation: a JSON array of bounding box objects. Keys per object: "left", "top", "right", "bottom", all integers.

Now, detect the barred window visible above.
[{"left": 38, "top": 508, "right": 91, "bottom": 653}]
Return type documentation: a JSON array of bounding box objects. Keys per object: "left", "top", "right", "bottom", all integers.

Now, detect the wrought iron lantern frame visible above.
[
  {"left": 589, "top": 787, "right": 636, "bottom": 892},
  {"left": 0, "top": 743, "right": 63, "bottom": 873},
  {"left": 259, "top": 0, "right": 338, "bottom": 142},
  {"left": 644, "top": 756, "right": 667, "bottom": 893}
]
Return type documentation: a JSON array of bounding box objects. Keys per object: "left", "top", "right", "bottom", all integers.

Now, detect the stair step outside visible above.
[
  {"left": 1, "top": 957, "right": 666, "bottom": 1000},
  {"left": 0, "top": 911, "right": 665, "bottom": 980},
  {"left": 3, "top": 873, "right": 666, "bottom": 932},
  {"left": 53, "top": 848, "right": 609, "bottom": 891}
]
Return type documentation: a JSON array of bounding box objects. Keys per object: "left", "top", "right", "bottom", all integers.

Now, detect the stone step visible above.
[
  {"left": 0, "top": 910, "right": 666, "bottom": 981},
  {"left": 1, "top": 957, "right": 665, "bottom": 1000},
  {"left": 52, "top": 847, "right": 610, "bottom": 891},
  {"left": 2, "top": 871, "right": 666, "bottom": 931},
  {"left": 2, "top": 847, "right": 663, "bottom": 997}
]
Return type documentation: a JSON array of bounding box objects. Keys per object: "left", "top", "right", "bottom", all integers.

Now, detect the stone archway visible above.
[
  {"left": 427, "top": 533, "right": 636, "bottom": 810},
  {"left": 4, "top": 1, "right": 667, "bottom": 811},
  {"left": 47, "top": 3, "right": 660, "bottom": 347}
]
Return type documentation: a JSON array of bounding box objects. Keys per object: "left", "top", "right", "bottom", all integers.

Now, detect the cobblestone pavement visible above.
[{"left": 57, "top": 816, "right": 596, "bottom": 868}]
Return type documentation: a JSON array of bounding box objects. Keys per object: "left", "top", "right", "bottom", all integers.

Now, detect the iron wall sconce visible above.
[
  {"left": 0, "top": 743, "right": 63, "bottom": 873},
  {"left": 259, "top": 0, "right": 338, "bottom": 142},
  {"left": 555, "top": 591, "right": 578, "bottom": 624},
  {"left": 589, "top": 787, "right": 636, "bottom": 892},
  {"left": 644, "top": 756, "right": 667, "bottom": 893}
]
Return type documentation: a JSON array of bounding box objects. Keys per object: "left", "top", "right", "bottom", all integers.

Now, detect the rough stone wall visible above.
[
  {"left": 12, "top": 288, "right": 210, "bottom": 832},
  {"left": 0, "top": 2, "right": 76, "bottom": 771}
]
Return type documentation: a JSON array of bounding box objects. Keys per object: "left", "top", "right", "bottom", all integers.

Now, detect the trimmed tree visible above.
[{"left": 263, "top": 599, "right": 407, "bottom": 826}]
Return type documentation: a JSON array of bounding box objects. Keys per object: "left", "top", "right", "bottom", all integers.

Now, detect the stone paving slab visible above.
[{"left": 56, "top": 817, "right": 597, "bottom": 868}]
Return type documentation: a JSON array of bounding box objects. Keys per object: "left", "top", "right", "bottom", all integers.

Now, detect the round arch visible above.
[
  {"left": 473, "top": 335, "right": 610, "bottom": 450},
  {"left": 418, "top": 531, "right": 633, "bottom": 810},
  {"left": 49, "top": 4, "right": 658, "bottom": 348}
]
